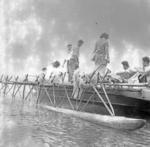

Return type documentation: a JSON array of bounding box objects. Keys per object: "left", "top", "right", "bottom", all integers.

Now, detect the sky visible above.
[{"left": 0, "top": 0, "right": 150, "bottom": 75}]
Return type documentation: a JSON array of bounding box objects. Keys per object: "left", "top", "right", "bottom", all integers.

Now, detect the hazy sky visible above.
[{"left": 0, "top": 0, "right": 150, "bottom": 75}]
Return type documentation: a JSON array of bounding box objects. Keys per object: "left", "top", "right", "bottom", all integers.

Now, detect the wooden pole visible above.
[
  {"left": 93, "top": 86, "right": 114, "bottom": 116},
  {"left": 25, "top": 86, "right": 34, "bottom": 100},
  {"left": 3, "top": 75, "right": 8, "bottom": 95},
  {"left": 64, "top": 86, "right": 74, "bottom": 110},
  {"left": 101, "top": 84, "right": 115, "bottom": 116},
  {"left": 36, "top": 85, "right": 41, "bottom": 105},
  {"left": 22, "top": 74, "right": 28, "bottom": 101},
  {"left": 52, "top": 84, "right": 56, "bottom": 106},
  {"left": 43, "top": 87, "right": 54, "bottom": 105}
]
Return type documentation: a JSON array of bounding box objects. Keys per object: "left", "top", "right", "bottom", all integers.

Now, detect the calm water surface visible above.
[{"left": 0, "top": 96, "right": 150, "bottom": 147}]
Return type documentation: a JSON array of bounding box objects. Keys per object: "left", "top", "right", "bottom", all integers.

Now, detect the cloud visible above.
[{"left": 2, "top": 0, "right": 150, "bottom": 74}]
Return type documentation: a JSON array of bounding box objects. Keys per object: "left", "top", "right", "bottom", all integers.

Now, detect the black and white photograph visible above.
[{"left": 0, "top": 0, "right": 150, "bottom": 146}]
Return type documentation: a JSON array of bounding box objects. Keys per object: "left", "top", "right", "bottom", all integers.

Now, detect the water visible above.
[{"left": 0, "top": 96, "right": 150, "bottom": 147}]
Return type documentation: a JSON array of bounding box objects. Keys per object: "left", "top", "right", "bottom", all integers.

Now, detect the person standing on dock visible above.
[
  {"left": 69, "top": 40, "right": 84, "bottom": 82},
  {"left": 62, "top": 44, "right": 73, "bottom": 82},
  {"left": 92, "top": 33, "right": 110, "bottom": 81}
]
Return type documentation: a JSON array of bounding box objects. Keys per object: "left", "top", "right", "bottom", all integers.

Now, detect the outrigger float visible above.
[{"left": 0, "top": 74, "right": 147, "bottom": 130}]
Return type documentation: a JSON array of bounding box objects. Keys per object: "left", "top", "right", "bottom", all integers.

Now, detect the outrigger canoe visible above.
[
  {"left": 36, "top": 82, "right": 150, "bottom": 130},
  {"left": 37, "top": 82, "right": 150, "bottom": 117},
  {"left": 0, "top": 74, "right": 148, "bottom": 130},
  {"left": 40, "top": 105, "right": 146, "bottom": 131}
]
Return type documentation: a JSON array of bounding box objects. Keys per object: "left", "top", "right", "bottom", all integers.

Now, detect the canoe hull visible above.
[
  {"left": 38, "top": 84, "right": 150, "bottom": 117},
  {"left": 40, "top": 105, "right": 146, "bottom": 131}
]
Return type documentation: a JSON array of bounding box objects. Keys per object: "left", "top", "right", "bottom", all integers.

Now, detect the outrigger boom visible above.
[{"left": 0, "top": 74, "right": 147, "bottom": 130}]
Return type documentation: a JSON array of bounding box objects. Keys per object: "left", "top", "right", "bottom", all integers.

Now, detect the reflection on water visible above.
[{"left": 0, "top": 96, "right": 150, "bottom": 147}]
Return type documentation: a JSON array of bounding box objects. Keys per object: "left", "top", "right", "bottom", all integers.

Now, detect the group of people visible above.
[
  {"left": 63, "top": 32, "right": 150, "bottom": 85},
  {"left": 63, "top": 32, "right": 110, "bottom": 84},
  {"left": 62, "top": 40, "right": 84, "bottom": 82},
  {"left": 115, "top": 57, "right": 150, "bottom": 83},
  {"left": 40, "top": 32, "right": 150, "bottom": 85}
]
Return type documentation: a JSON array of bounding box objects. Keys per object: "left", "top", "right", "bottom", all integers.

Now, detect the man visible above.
[
  {"left": 62, "top": 44, "right": 72, "bottom": 82},
  {"left": 69, "top": 40, "right": 84, "bottom": 82},
  {"left": 121, "top": 61, "right": 131, "bottom": 71},
  {"left": 63, "top": 44, "right": 72, "bottom": 67},
  {"left": 116, "top": 61, "right": 134, "bottom": 82},
  {"left": 91, "top": 33, "right": 110, "bottom": 82},
  {"left": 39, "top": 67, "right": 47, "bottom": 82},
  {"left": 50, "top": 60, "right": 64, "bottom": 83},
  {"left": 139, "top": 56, "right": 150, "bottom": 82}
]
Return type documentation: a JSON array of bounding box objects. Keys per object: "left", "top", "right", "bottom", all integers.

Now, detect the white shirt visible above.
[{"left": 145, "top": 65, "right": 150, "bottom": 81}]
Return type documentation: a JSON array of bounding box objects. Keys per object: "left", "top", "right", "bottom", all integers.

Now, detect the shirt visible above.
[
  {"left": 94, "top": 39, "right": 109, "bottom": 60},
  {"left": 66, "top": 50, "right": 72, "bottom": 60},
  {"left": 144, "top": 65, "right": 150, "bottom": 81},
  {"left": 72, "top": 46, "right": 80, "bottom": 58}
]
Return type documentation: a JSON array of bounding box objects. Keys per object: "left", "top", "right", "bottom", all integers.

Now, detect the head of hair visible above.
[
  {"left": 78, "top": 40, "right": 84, "bottom": 44},
  {"left": 42, "top": 67, "right": 47, "bottom": 71},
  {"left": 100, "top": 33, "right": 109, "bottom": 39},
  {"left": 52, "top": 60, "right": 60, "bottom": 68},
  {"left": 121, "top": 61, "right": 129, "bottom": 67},
  {"left": 142, "top": 56, "right": 150, "bottom": 63},
  {"left": 67, "top": 44, "right": 72, "bottom": 47}
]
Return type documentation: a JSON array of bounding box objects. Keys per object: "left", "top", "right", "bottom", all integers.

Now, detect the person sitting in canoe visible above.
[
  {"left": 39, "top": 67, "right": 47, "bottom": 82},
  {"left": 91, "top": 32, "right": 110, "bottom": 82},
  {"left": 116, "top": 61, "right": 135, "bottom": 82},
  {"left": 127, "top": 57, "right": 150, "bottom": 84},
  {"left": 50, "top": 60, "right": 64, "bottom": 83},
  {"left": 69, "top": 40, "right": 84, "bottom": 82},
  {"left": 62, "top": 44, "right": 73, "bottom": 82},
  {"left": 138, "top": 56, "right": 150, "bottom": 83}
]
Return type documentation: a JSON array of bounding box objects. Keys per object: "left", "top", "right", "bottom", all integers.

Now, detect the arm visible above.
[
  {"left": 145, "top": 68, "right": 150, "bottom": 76},
  {"left": 92, "top": 41, "right": 97, "bottom": 61},
  {"left": 93, "top": 41, "right": 98, "bottom": 53},
  {"left": 105, "top": 42, "right": 110, "bottom": 63},
  {"left": 62, "top": 59, "right": 66, "bottom": 67},
  {"left": 139, "top": 66, "right": 150, "bottom": 78}
]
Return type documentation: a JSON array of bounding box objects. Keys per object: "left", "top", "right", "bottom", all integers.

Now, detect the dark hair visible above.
[
  {"left": 52, "top": 61, "right": 60, "bottom": 68},
  {"left": 121, "top": 61, "right": 129, "bottom": 67},
  {"left": 142, "top": 56, "right": 150, "bottom": 63},
  {"left": 67, "top": 44, "right": 72, "bottom": 47},
  {"left": 78, "top": 40, "right": 84, "bottom": 44},
  {"left": 42, "top": 67, "right": 47, "bottom": 71},
  {"left": 100, "top": 33, "right": 109, "bottom": 39}
]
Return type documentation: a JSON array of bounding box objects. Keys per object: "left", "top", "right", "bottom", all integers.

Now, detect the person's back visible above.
[
  {"left": 94, "top": 38, "right": 109, "bottom": 57},
  {"left": 92, "top": 33, "right": 110, "bottom": 78},
  {"left": 69, "top": 40, "right": 84, "bottom": 82},
  {"left": 72, "top": 46, "right": 80, "bottom": 58}
]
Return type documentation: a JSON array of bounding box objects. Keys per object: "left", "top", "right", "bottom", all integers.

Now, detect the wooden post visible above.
[
  {"left": 22, "top": 74, "right": 28, "bottom": 101},
  {"left": 36, "top": 85, "right": 41, "bottom": 105},
  {"left": 44, "top": 87, "right": 54, "bottom": 105},
  {"left": 3, "top": 75, "right": 8, "bottom": 95},
  {"left": 64, "top": 86, "right": 74, "bottom": 110},
  {"left": 93, "top": 86, "right": 114, "bottom": 116},
  {"left": 12, "top": 76, "right": 19, "bottom": 100},
  {"left": 81, "top": 91, "right": 95, "bottom": 111},
  {"left": 101, "top": 84, "right": 115, "bottom": 116},
  {"left": 25, "top": 86, "right": 34, "bottom": 100},
  {"left": 52, "top": 84, "right": 56, "bottom": 106}
]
